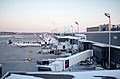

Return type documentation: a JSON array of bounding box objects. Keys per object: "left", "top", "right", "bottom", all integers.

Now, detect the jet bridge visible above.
[{"left": 37, "top": 50, "right": 93, "bottom": 71}]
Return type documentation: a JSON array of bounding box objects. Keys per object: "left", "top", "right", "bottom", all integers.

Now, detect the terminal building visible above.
[
  {"left": 87, "top": 24, "right": 120, "bottom": 32},
  {"left": 84, "top": 31, "right": 120, "bottom": 69},
  {"left": 53, "top": 30, "right": 120, "bottom": 69}
]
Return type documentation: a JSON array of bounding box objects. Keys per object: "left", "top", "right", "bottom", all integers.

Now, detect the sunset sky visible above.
[{"left": 0, "top": 0, "right": 120, "bottom": 32}]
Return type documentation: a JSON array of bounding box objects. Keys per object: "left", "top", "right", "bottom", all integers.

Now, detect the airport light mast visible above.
[
  {"left": 71, "top": 25, "right": 73, "bottom": 53},
  {"left": 104, "top": 13, "right": 112, "bottom": 69},
  {"left": 75, "top": 22, "right": 80, "bottom": 52}
]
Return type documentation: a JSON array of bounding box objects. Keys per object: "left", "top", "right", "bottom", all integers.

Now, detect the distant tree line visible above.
[
  {"left": 0, "top": 32, "right": 50, "bottom": 35},
  {"left": 0, "top": 32, "right": 17, "bottom": 35}
]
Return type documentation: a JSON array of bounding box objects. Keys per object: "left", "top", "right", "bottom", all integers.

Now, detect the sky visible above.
[{"left": 0, "top": 0, "right": 120, "bottom": 33}]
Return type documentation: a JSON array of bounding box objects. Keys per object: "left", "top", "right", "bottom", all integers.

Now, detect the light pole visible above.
[
  {"left": 104, "top": 13, "right": 112, "bottom": 69},
  {"left": 75, "top": 22, "right": 79, "bottom": 52},
  {"left": 71, "top": 25, "right": 73, "bottom": 53},
  {"left": 71, "top": 25, "right": 73, "bottom": 39},
  {"left": 75, "top": 22, "right": 79, "bottom": 33}
]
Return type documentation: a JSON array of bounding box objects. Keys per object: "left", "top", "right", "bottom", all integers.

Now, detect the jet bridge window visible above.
[{"left": 65, "top": 60, "right": 69, "bottom": 68}]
